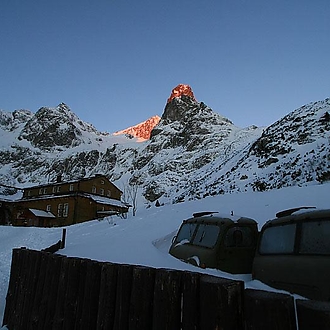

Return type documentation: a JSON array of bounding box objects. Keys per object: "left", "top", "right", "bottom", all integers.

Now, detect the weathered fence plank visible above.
[
  {"left": 80, "top": 259, "right": 102, "bottom": 330},
  {"left": 181, "top": 271, "right": 201, "bottom": 330},
  {"left": 72, "top": 257, "right": 89, "bottom": 330},
  {"left": 244, "top": 289, "right": 297, "bottom": 330},
  {"left": 200, "top": 275, "right": 244, "bottom": 330},
  {"left": 113, "top": 264, "right": 134, "bottom": 330},
  {"left": 2, "top": 248, "right": 22, "bottom": 328},
  {"left": 2, "top": 248, "right": 28, "bottom": 329},
  {"left": 62, "top": 257, "right": 85, "bottom": 330},
  {"left": 28, "top": 251, "right": 51, "bottom": 329},
  {"left": 152, "top": 268, "right": 182, "bottom": 330},
  {"left": 52, "top": 255, "right": 71, "bottom": 330},
  {"left": 14, "top": 248, "right": 32, "bottom": 329},
  {"left": 129, "top": 265, "right": 156, "bottom": 330},
  {"left": 296, "top": 299, "right": 330, "bottom": 330},
  {"left": 25, "top": 250, "right": 43, "bottom": 330},
  {"left": 42, "top": 254, "right": 64, "bottom": 330},
  {"left": 96, "top": 262, "right": 118, "bottom": 330}
]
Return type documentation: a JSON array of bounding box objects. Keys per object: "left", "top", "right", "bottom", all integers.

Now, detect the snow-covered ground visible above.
[{"left": 1, "top": 183, "right": 330, "bottom": 327}]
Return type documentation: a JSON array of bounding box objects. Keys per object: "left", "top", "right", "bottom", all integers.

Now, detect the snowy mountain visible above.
[{"left": 0, "top": 86, "right": 329, "bottom": 206}]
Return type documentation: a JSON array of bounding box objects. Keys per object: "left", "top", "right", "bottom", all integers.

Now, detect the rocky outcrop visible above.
[{"left": 18, "top": 103, "right": 102, "bottom": 149}]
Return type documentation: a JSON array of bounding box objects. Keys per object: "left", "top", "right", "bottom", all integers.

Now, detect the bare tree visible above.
[
  {"left": 127, "top": 182, "right": 139, "bottom": 216},
  {"left": 121, "top": 179, "right": 140, "bottom": 217}
]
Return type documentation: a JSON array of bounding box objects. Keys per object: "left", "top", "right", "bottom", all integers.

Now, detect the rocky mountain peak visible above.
[
  {"left": 17, "top": 103, "right": 101, "bottom": 150},
  {"left": 151, "top": 85, "right": 232, "bottom": 142},
  {"left": 167, "top": 84, "right": 196, "bottom": 103},
  {"left": 114, "top": 115, "right": 161, "bottom": 140}
]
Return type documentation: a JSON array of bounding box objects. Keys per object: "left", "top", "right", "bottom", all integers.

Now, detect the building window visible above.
[
  {"left": 107, "top": 190, "right": 111, "bottom": 197},
  {"left": 43, "top": 188, "right": 47, "bottom": 194},
  {"left": 63, "top": 203, "right": 69, "bottom": 217},
  {"left": 57, "top": 203, "right": 63, "bottom": 217},
  {"left": 69, "top": 184, "right": 74, "bottom": 191},
  {"left": 39, "top": 188, "right": 43, "bottom": 195},
  {"left": 52, "top": 186, "right": 56, "bottom": 193},
  {"left": 46, "top": 205, "right": 51, "bottom": 212},
  {"left": 57, "top": 186, "right": 61, "bottom": 192},
  {"left": 92, "top": 186, "right": 96, "bottom": 193},
  {"left": 27, "top": 190, "right": 31, "bottom": 197},
  {"left": 101, "top": 179, "right": 105, "bottom": 185},
  {"left": 100, "top": 188, "right": 104, "bottom": 195}
]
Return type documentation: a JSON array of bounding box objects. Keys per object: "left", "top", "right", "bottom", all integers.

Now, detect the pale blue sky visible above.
[{"left": 1, "top": 0, "right": 329, "bottom": 132}]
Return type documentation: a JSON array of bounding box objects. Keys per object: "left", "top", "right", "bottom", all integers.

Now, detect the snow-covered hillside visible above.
[
  {"left": 1, "top": 85, "right": 329, "bottom": 205},
  {"left": 1, "top": 183, "right": 330, "bottom": 326}
]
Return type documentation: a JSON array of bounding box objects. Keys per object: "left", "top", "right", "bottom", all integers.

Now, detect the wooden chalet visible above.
[{"left": 10, "top": 174, "right": 129, "bottom": 227}]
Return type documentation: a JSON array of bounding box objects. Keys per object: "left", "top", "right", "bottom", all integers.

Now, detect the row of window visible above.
[
  {"left": 176, "top": 223, "right": 254, "bottom": 249},
  {"left": 46, "top": 203, "right": 69, "bottom": 217},
  {"left": 91, "top": 186, "right": 112, "bottom": 197},
  {"left": 27, "top": 184, "right": 112, "bottom": 197},
  {"left": 259, "top": 220, "right": 330, "bottom": 255},
  {"left": 33, "top": 184, "right": 72, "bottom": 196}
]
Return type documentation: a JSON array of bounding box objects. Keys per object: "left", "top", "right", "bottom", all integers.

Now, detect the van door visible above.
[{"left": 219, "top": 226, "right": 257, "bottom": 274}]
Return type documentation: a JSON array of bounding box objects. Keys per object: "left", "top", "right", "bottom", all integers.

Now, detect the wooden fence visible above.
[{"left": 2, "top": 248, "right": 330, "bottom": 330}]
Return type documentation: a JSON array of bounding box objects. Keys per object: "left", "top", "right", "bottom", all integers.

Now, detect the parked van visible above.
[
  {"left": 253, "top": 207, "right": 330, "bottom": 301},
  {"left": 169, "top": 211, "right": 258, "bottom": 274}
]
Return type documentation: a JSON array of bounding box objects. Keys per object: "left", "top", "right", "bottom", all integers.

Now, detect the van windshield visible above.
[
  {"left": 176, "top": 223, "right": 197, "bottom": 244},
  {"left": 300, "top": 219, "right": 330, "bottom": 255},
  {"left": 259, "top": 224, "right": 296, "bottom": 254},
  {"left": 192, "top": 224, "right": 220, "bottom": 248}
]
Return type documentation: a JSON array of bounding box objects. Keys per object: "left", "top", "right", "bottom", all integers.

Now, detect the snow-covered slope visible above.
[
  {"left": 1, "top": 183, "right": 330, "bottom": 326},
  {"left": 178, "top": 97, "right": 330, "bottom": 202}
]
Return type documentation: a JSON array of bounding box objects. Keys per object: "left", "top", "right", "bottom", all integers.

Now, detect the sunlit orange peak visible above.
[{"left": 167, "top": 84, "right": 196, "bottom": 103}]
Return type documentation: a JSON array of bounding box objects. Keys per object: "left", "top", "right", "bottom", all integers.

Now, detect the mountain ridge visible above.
[{"left": 0, "top": 88, "right": 329, "bottom": 206}]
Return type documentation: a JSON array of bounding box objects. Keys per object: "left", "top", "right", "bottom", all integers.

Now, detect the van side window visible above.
[
  {"left": 192, "top": 224, "right": 220, "bottom": 248},
  {"left": 176, "top": 223, "right": 197, "bottom": 244},
  {"left": 300, "top": 220, "right": 330, "bottom": 255},
  {"left": 225, "top": 227, "right": 253, "bottom": 247},
  {"left": 259, "top": 224, "right": 296, "bottom": 254}
]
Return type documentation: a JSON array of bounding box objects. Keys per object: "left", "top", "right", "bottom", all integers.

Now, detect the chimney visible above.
[{"left": 56, "top": 174, "right": 62, "bottom": 183}]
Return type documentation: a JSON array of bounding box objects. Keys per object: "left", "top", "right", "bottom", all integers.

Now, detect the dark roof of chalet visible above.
[{"left": 23, "top": 174, "right": 122, "bottom": 193}]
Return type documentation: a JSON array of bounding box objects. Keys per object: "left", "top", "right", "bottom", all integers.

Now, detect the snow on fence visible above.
[{"left": 2, "top": 248, "right": 330, "bottom": 330}]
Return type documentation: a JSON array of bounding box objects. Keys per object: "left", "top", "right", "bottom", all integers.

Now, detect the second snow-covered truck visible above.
[{"left": 169, "top": 211, "right": 259, "bottom": 274}]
